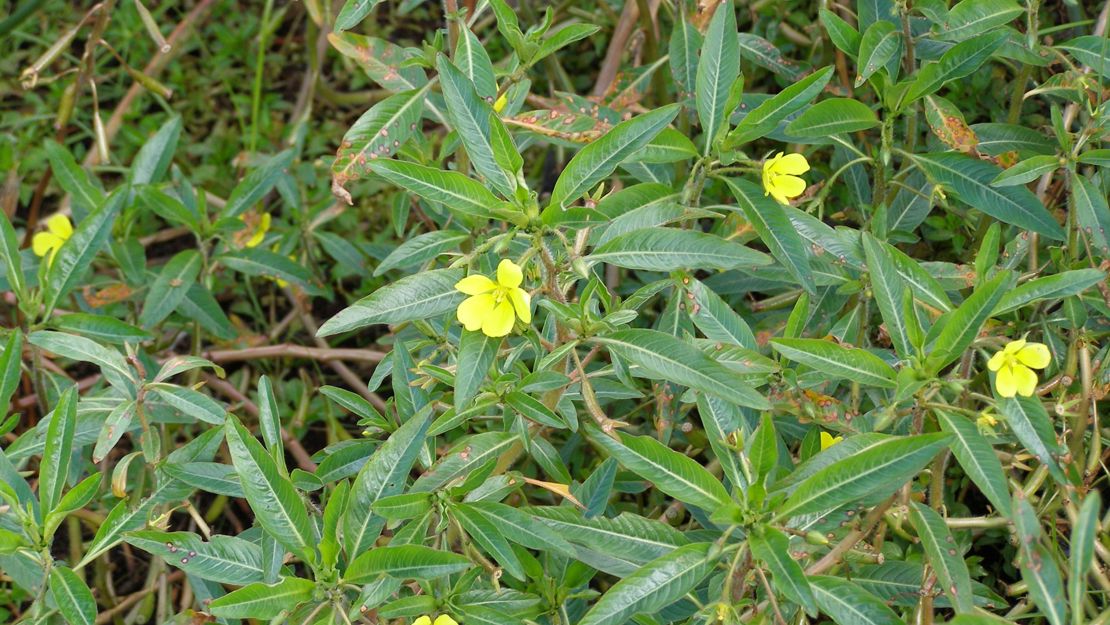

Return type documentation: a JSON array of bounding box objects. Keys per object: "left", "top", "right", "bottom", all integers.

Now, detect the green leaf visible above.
[
  {"left": 506, "top": 391, "right": 567, "bottom": 429},
  {"left": 43, "top": 191, "right": 122, "bottom": 315},
  {"left": 39, "top": 385, "right": 77, "bottom": 516},
  {"left": 686, "top": 278, "right": 757, "bottom": 348},
  {"left": 546, "top": 104, "right": 680, "bottom": 212},
  {"left": 412, "top": 430, "right": 518, "bottom": 492},
  {"left": 925, "top": 271, "right": 1012, "bottom": 373},
  {"left": 750, "top": 526, "right": 817, "bottom": 615},
  {"left": 92, "top": 400, "right": 135, "bottom": 463},
  {"left": 455, "top": 330, "right": 499, "bottom": 411},
  {"left": 332, "top": 88, "right": 429, "bottom": 203},
  {"left": 771, "top": 338, "right": 897, "bottom": 388},
  {"left": 49, "top": 566, "right": 96, "bottom": 625},
  {"left": 44, "top": 139, "right": 104, "bottom": 218},
  {"left": 334, "top": 0, "right": 384, "bottom": 31},
  {"left": 150, "top": 384, "right": 226, "bottom": 425},
  {"left": 912, "top": 153, "right": 1063, "bottom": 240},
  {"left": 79, "top": 481, "right": 181, "bottom": 567},
  {"left": 588, "top": 227, "right": 770, "bottom": 272},
  {"left": 776, "top": 433, "right": 950, "bottom": 520},
  {"left": 630, "top": 128, "right": 699, "bottom": 164},
  {"left": 222, "top": 150, "right": 295, "bottom": 219},
  {"left": 591, "top": 430, "right": 732, "bottom": 511},
  {"left": 862, "top": 234, "right": 914, "bottom": 358},
  {"left": 856, "top": 21, "right": 901, "bottom": 87},
  {"left": 437, "top": 56, "right": 515, "bottom": 197},
  {"left": 908, "top": 502, "right": 974, "bottom": 612},
  {"left": 726, "top": 67, "right": 833, "bottom": 146},
  {"left": 695, "top": 1, "right": 739, "bottom": 152},
  {"left": 375, "top": 230, "right": 469, "bottom": 277},
  {"left": 371, "top": 160, "right": 506, "bottom": 221},
  {"left": 1057, "top": 36, "right": 1110, "bottom": 80},
  {"left": 737, "top": 33, "right": 806, "bottom": 81},
  {"left": 578, "top": 542, "right": 713, "bottom": 625},
  {"left": 668, "top": 18, "right": 702, "bottom": 96},
  {"left": 224, "top": 416, "right": 316, "bottom": 562},
  {"left": 125, "top": 530, "right": 263, "bottom": 585},
  {"left": 454, "top": 27, "right": 496, "bottom": 99},
  {"left": 786, "top": 98, "right": 879, "bottom": 136},
  {"left": 821, "top": 9, "right": 861, "bottom": 58},
  {"left": 0, "top": 330, "right": 23, "bottom": 420},
  {"left": 220, "top": 248, "right": 315, "bottom": 291},
  {"left": 903, "top": 30, "right": 1008, "bottom": 103},
  {"left": 30, "top": 330, "right": 133, "bottom": 391},
  {"left": 935, "top": 410, "right": 1011, "bottom": 515},
  {"left": 1071, "top": 172, "right": 1110, "bottom": 254},
  {"left": 810, "top": 575, "right": 905, "bottom": 625},
  {"left": 999, "top": 396, "right": 1065, "bottom": 485},
  {"left": 139, "top": 249, "right": 202, "bottom": 328},
  {"left": 344, "top": 407, "right": 432, "bottom": 556},
  {"left": 345, "top": 545, "right": 472, "bottom": 583},
  {"left": 317, "top": 268, "right": 464, "bottom": 336},
  {"left": 468, "top": 502, "right": 575, "bottom": 556},
  {"left": 990, "top": 154, "right": 1060, "bottom": 187},
  {"left": 1014, "top": 494, "right": 1067, "bottom": 625},
  {"left": 130, "top": 116, "right": 181, "bottom": 186},
  {"left": 0, "top": 212, "right": 25, "bottom": 300},
  {"left": 598, "top": 329, "right": 769, "bottom": 409},
  {"left": 451, "top": 503, "right": 526, "bottom": 581},
  {"left": 994, "top": 269, "right": 1105, "bottom": 315},
  {"left": 161, "top": 461, "right": 244, "bottom": 497},
  {"left": 724, "top": 178, "right": 815, "bottom": 292},
  {"left": 536, "top": 23, "right": 602, "bottom": 61},
  {"left": 208, "top": 576, "right": 316, "bottom": 619},
  {"left": 942, "top": 0, "right": 1023, "bottom": 41},
  {"left": 53, "top": 313, "right": 150, "bottom": 345},
  {"left": 329, "top": 32, "right": 428, "bottom": 93},
  {"left": 1069, "top": 492, "right": 1100, "bottom": 624}
]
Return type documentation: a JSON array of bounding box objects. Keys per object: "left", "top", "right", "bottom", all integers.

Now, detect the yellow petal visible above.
[
  {"left": 509, "top": 287, "right": 531, "bottom": 324},
  {"left": 987, "top": 350, "right": 1007, "bottom": 372},
  {"left": 494, "top": 93, "right": 508, "bottom": 113},
  {"left": 1016, "top": 342, "right": 1050, "bottom": 369},
  {"left": 457, "top": 293, "right": 496, "bottom": 332},
  {"left": 820, "top": 431, "right": 842, "bottom": 450},
  {"left": 482, "top": 299, "right": 516, "bottom": 337},
  {"left": 433, "top": 616, "right": 458, "bottom": 625},
  {"left": 763, "top": 152, "right": 784, "bottom": 176},
  {"left": 770, "top": 174, "right": 806, "bottom": 199},
  {"left": 772, "top": 153, "right": 810, "bottom": 176},
  {"left": 413, "top": 617, "right": 432, "bottom": 625},
  {"left": 768, "top": 187, "right": 791, "bottom": 205},
  {"left": 46, "top": 213, "right": 73, "bottom": 238},
  {"left": 245, "top": 213, "right": 270, "bottom": 248},
  {"left": 496, "top": 258, "right": 523, "bottom": 288},
  {"left": 1012, "top": 364, "right": 1038, "bottom": 397},
  {"left": 455, "top": 274, "right": 497, "bottom": 295},
  {"left": 1003, "top": 338, "right": 1026, "bottom": 355},
  {"left": 994, "top": 365, "right": 1017, "bottom": 398},
  {"left": 32, "top": 232, "right": 63, "bottom": 258}
]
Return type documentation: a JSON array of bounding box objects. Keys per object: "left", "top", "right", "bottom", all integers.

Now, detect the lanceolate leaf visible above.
[
  {"left": 317, "top": 268, "right": 464, "bottom": 336},
  {"left": 810, "top": 575, "right": 905, "bottom": 625},
  {"left": 695, "top": 2, "right": 739, "bottom": 152},
  {"left": 1070, "top": 492, "right": 1101, "bottom": 622},
  {"left": 371, "top": 159, "right": 506, "bottom": 221},
  {"left": 208, "top": 576, "right": 316, "bottom": 619},
  {"left": 776, "top": 433, "right": 950, "bottom": 520},
  {"left": 332, "top": 87, "right": 429, "bottom": 203},
  {"left": 345, "top": 545, "right": 472, "bottom": 582},
  {"left": 925, "top": 271, "right": 1012, "bottom": 374},
  {"left": 43, "top": 191, "right": 122, "bottom": 315},
  {"left": 994, "top": 268, "right": 1106, "bottom": 315},
  {"left": 455, "top": 330, "right": 499, "bottom": 411},
  {"left": 125, "top": 530, "right": 263, "bottom": 585},
  {"left": 139, "top": 250, "right": 202, "bottom": 328},
  {"left": 49, "top": 566, "right": 96, "bottom": 625},
  {"left": 786, "top": 98, "right": 879, "bottom": 136},
  {"left": 749, "top": 526, "right": 817, "bottom": 615},
  {"left": 724, "top": 178, "right": 814, "bottom": 292},
  {"left": 546, "top": 104, "right": 680, "bottom": 212},
  {"left": 577, "top": 543, "right": 714, "bottom": 625},
  {"left": 588, "top": 228, "right": 770, "bottom": 272},
  {"left": 771, "top": 338, "right": 897, "bottom": 388},
  {"left": 598, "top": 329, "right": 769, "bottom": 409},
  {"left": 591, "top": 430, "right": 732, "bottom": 511},
  {"left": 437, "top": 56, "right": 515, "bottom": 197},
  {"left": 224, "top": 417, "right": 316, "bottom": 562},
  {"left": 913, "top": 153, "right": 1064, "bottom": 240},
  {"left": 936, "top": 410, "right": 1011, "bottom": 515},
  {"left": 908, "top": 502, "right": 974, "bottom": 613},
  {"left": 726, "top": 67, "right": 833, "bottom": 146},
  {"left": 39, "top": 386, "right": 77, "bottom": 516},
  {"left": 904, "top": 30, "right": 1008, "bottom": 104},
  {"left": 856, "top": 21, "right": 901, "bottom": 86}
]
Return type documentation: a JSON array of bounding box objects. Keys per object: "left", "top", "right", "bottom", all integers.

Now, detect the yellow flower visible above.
[
  {"left": 762, "top": 152, "right": 809, "bottom": 205},
  {"left": 493, "top": 92, "right": 508, "bottom": 113},
  {"left": 413, "top": 616, "right": 457, "bottom": 625},
  {"left": 819, "top": 431, "right": 842, "bottom": 450},
  {"left": 236, "top": 211, "right": 271, "bottom": 248},
  {"left": 455, "top": 259, "right": 531, "bottom": 337},
  {"left": 31, "top": 214, "right": 73, "bottom": 266},
  {"left": 987, "top": 338, "right": 1051, "bottom": 398}
]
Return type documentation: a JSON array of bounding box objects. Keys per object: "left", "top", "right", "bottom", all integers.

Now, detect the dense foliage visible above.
[{"left": 1, "top": 1, "right": 1109, "bottom": 625}]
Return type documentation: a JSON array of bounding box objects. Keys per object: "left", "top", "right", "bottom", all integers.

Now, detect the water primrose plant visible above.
[{"left": 1, "top": 1, "right": 1109, "bottom": 625}]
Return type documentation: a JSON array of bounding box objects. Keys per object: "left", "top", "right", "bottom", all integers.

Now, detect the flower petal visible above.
[
  {"left": 246, "top": 212, "right": 271, "bottom": 248},
  {"left": 772, "top": 152, "right": 810, "bottom": 175},
  {"left": 820, "top": 431, "right": 842, "bottom": 450},
  {"left": 32, "top": 232, "right": 63, "bottom": 258},
  {"left": 1003, "top": 338, "right": 1026, "bottom": 355},
  {"left": 482, "top": 300, "right": 516, "bottom": 337},
  {"left": 457, "top": 293, "right": 496, "bottom": 332},
  {"left": 767, "top": 187, "right": 790, "bottom": 205},
  {"left": 455, "top": 274, "right": 497, "bottom": 295},
  {"left": 770, "top": 174, "right": 806, "bottom": 199},
  {"left": 497, "top": 259, "right": 523, "bottom": 288},
  {"left": 994, "top": 365, "right": 1017, "bottom": 398},
  {"left": 413, "top": 617, "right": 432, "bottom": 625},
  {"left": 1016, "top": 342, "right": 1050, "bottom": 369},
  {"left": 1013, "top": 364, "right": 1038, "bottom": 397},
  {"left": 987, "top": 350, "right": 1007, "bottom": 372},
  {"left": 509, "top": 287, "right": 531, "bottom": 324},
  {"left": 433, "top": 616, "right": 458, "bottom": 625},
  {"left": 46, "top": 214, "right": 73, "bottom": 238}
]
